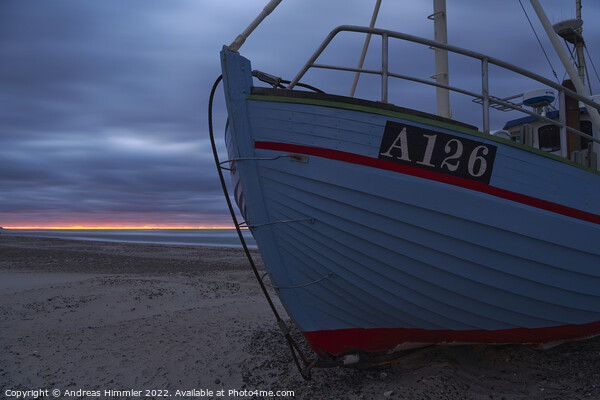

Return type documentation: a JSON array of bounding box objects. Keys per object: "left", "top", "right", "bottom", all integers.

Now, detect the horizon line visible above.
[{"left": 1, "top": 226, "right": 239, "bottom": 230}]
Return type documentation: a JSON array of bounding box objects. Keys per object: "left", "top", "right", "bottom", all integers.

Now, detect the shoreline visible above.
[
  {"left": 0, "top": 235, "right": 261, "bottom": 275},
  {"left": 1, "top": 236, "right": 599, "bottom": 399},
  {"left": 0, "top": 228, "right": 257, "bottom": 250}
]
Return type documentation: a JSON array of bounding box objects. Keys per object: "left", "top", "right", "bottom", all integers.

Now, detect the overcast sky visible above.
[{"left": 1, "top": 0, "right": 599, "bottom": 228}]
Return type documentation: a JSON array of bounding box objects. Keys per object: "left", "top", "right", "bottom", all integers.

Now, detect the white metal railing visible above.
[{"left": 287, "top": 25, "right": 600, "bottom": 157}]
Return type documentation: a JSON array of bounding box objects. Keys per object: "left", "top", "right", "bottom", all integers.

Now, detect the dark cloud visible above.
[
  {"left": 0, "top": 0, "right": 222, "bottom": 227},
  {"left": 1, "top": 0, "right": 598, "bottom": 227}
]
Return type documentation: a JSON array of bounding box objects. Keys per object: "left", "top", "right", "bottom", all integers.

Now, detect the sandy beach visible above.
[{"left": 1, "top": 235, "right": 599, "bottom": 400}]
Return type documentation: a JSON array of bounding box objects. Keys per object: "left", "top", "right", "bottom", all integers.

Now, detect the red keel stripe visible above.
[
  {"left": 303, "top": 322, "right": 600, "bottom": 354},
  {"left": 254, "top": 141, "right": 600, "bottom": 225}
]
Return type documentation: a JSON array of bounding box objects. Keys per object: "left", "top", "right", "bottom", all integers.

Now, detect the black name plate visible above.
[{"left": 379, "top": 121, "right": 497, "bottom": 184}]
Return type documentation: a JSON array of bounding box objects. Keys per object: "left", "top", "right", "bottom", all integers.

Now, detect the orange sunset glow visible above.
[{"left": 2, "top": 225, "right": 236, "bottom": 230}]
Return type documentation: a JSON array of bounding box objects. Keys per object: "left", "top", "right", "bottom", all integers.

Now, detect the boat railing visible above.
[{"left": 287, "top": 25, "right": 600, "bottom": 160}]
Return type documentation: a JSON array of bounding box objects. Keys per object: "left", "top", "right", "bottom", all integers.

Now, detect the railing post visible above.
[
  {"left": 287, "top": 28, "right": 341, "bottom": 90},
  {"left": 382, "top": 33, "right": 389, "bottom": 103},
  {"left": 558, "top": 89, "right": 568, "bottom": 158},
  {"left": 481, "top": 58, "right": 490, "bottom": 134}
]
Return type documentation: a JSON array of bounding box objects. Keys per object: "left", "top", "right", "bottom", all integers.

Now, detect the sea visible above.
[{"left": 2, "top": 229, "right": 257, "bottom": 249}]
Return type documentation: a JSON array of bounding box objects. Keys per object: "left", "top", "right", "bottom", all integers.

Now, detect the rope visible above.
[
  {"left": 261, "top": 271, "right": 333, "bottom": 289},
  {"left": 208, "top": 75, "right": 313, "bottom": 379},
  {"left": 278, "top": 79, "right": 324, "bottom": 93},
  {"left": 517, "top": 0, "right": 559, "bottom": 83},
  {"left": 584, "top": 44, "right": 599, "bottom": 94}
]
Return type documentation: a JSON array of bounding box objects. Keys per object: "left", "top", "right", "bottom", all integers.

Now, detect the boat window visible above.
[
  {"left": 538, "top": 125, "right": 560, "bottom": 152},
  {"left": 510, "top": 130, "right": 521, "bottom": 143},
  {"left": 580, "top": 121, "right": 592, "bottom": 150}
]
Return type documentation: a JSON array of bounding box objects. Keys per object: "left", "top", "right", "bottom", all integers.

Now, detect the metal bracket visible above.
[
  {"left": 252, "top": 70, "right": 283, "bottom": 88},
  {"left": 427, "top": 10, "right": 445, "bottom": 20},
  {"left": 219, "top": 153, "right": 307, "bottom": 171},
  {"left": 429, "top": 72, "right": 448, "bottom": 79}
]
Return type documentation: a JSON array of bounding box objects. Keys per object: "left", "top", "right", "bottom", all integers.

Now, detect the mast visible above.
[
  {"left": 575, "top": 0, "right": 586, "bottom": 85},
  {"left": 529, "top": 0, "right": 600, "bottom": 169},
  {"left": 430, "top": 0, "right": 450, "bottom": 118}
]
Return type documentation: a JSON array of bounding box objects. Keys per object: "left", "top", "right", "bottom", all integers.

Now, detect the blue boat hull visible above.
[{"left": 220, "top": 49, "right": 600, "bottom": 356}]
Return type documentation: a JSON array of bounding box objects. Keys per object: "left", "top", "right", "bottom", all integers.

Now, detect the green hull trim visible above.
[{"left": 247, "top": 93, "right": 599, "bottom": 175}]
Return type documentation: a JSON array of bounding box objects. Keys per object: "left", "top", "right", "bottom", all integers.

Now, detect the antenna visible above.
[{"left": 553, "top": 17, "right": 586, "bottom": 87}]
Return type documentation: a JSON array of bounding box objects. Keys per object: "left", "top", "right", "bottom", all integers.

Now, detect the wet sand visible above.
[{"left": 1, "top": 235, "right": 599, "bottom": 399}]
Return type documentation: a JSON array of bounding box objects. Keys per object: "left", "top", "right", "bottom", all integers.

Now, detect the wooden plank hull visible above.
[{"left": 221, "top": 49, "right": 600, "bottom": 356}]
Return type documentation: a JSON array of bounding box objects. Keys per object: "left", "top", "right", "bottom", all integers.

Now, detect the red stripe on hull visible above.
[
  {"left": 303, "top": 322, "right": 600, "bottom": 355},
  {"left": 254, "top": 141, "right": 600, "bottom": 225}
]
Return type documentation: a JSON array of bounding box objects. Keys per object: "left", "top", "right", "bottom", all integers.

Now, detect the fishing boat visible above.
[{"left": 213, "top": 0, "right": 600, "bottom": 366}]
